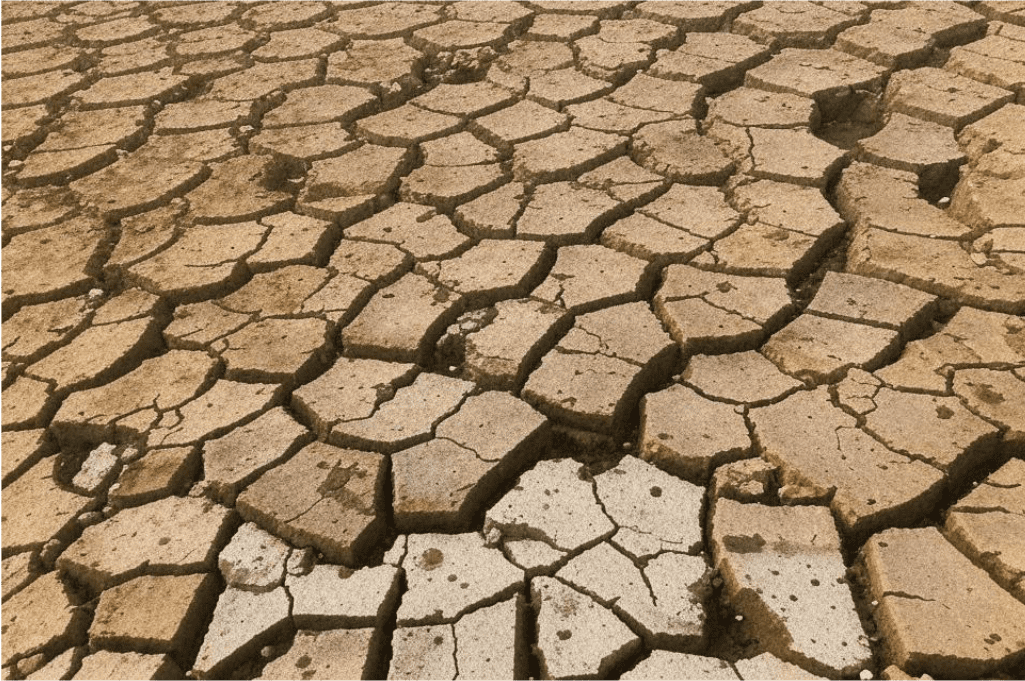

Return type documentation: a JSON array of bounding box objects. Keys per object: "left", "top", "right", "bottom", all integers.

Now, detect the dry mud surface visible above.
[{"left": 2, "top": 1, "right": 1025, "bottom": 679}]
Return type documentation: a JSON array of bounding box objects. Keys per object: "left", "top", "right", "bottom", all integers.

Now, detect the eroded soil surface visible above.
[{"left": 2, "top": 1, "right": 1025, "bottom": 680}]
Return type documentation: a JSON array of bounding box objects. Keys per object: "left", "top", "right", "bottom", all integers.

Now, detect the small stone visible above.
[
  {"left": 70, "top": 443, "right": 120, "bottom": 495},
  {"left": 40, "top": 540, "right": 63, "bottom": 566},
  {"left": 77, "top": 511, "right": 104, "bottom": 527},
  {"left": 710, "top": 458, "right": 779, "bottom": 504},
  {"left": 286, "top": 548, "right": 315, "bottom": 577},
  {"left": 218, "top": 523, "right": 290, "bottom": 592}
]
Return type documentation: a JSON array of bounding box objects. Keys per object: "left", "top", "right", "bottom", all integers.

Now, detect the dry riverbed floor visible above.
[{"left": 2, "top": 1, "right": 1025, "bottom": 679}]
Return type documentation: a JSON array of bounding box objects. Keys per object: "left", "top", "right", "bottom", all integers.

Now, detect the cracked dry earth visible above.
[{"left": 3, "top": 2, "right": 1025, "bottom": 681}]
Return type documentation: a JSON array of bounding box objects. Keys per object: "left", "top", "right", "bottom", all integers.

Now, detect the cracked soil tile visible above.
[
  {"left": 710, "top": 498, "right": 872, "bottom": 677},
  {"left": 392, "top": 391, "right": 549, "bottom": 532},
  {"left": 57, "top": 496, "right": 233, "bottom": 592},
  {"left": 862, "top": 526, "right": 1025, "bottom": 678},
  {"left": 236, "top": 442, "right": 385, "bottom": 566}
]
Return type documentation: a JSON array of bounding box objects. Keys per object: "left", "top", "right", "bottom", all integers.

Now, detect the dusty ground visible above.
[{"left": 2, "top": 1, "right": 1025, "bottom": 679}]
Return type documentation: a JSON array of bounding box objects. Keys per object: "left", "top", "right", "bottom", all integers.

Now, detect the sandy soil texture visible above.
[{"left": 2, "top": 2, "right": 1025, "bottom": 680}]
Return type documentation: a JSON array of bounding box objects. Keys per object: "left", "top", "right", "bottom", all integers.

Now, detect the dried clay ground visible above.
[{"left": 2, "top": 1, "right": 1025, "bottom": 680}]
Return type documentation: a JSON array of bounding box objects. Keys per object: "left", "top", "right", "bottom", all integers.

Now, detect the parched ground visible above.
[{"left": 2, "top": 1, "right": 1025, "bottom": 679}]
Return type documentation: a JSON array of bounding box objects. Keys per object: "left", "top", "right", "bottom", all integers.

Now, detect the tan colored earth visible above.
[{"left": 2, "top": 2, "right": 1025, "bottom": 680}]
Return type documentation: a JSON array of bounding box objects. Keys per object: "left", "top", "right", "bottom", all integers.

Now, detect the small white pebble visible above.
[
  {"left": 860, "top": 670, "right": 873, "bottom": 680},
  {"left": 870, "top": 600, "right": 878, "bottom": 607},
  {"left": 937, "top": 196, "right": 950, "bottom": 206},
  {"left": 484, "top": 526, "right": 502, "bottom": 546},
  {"left": 735, "top": 614, "right": 743, "bottom": 622},
  {"left": 78, "top": 511, "right": 104, "bottom": 527},
  {"left": 188, "top": 481, "right": 210, "bottom": 498},
  {"left": 120, "top": 447, "right": 142, "bottom": 463}
]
